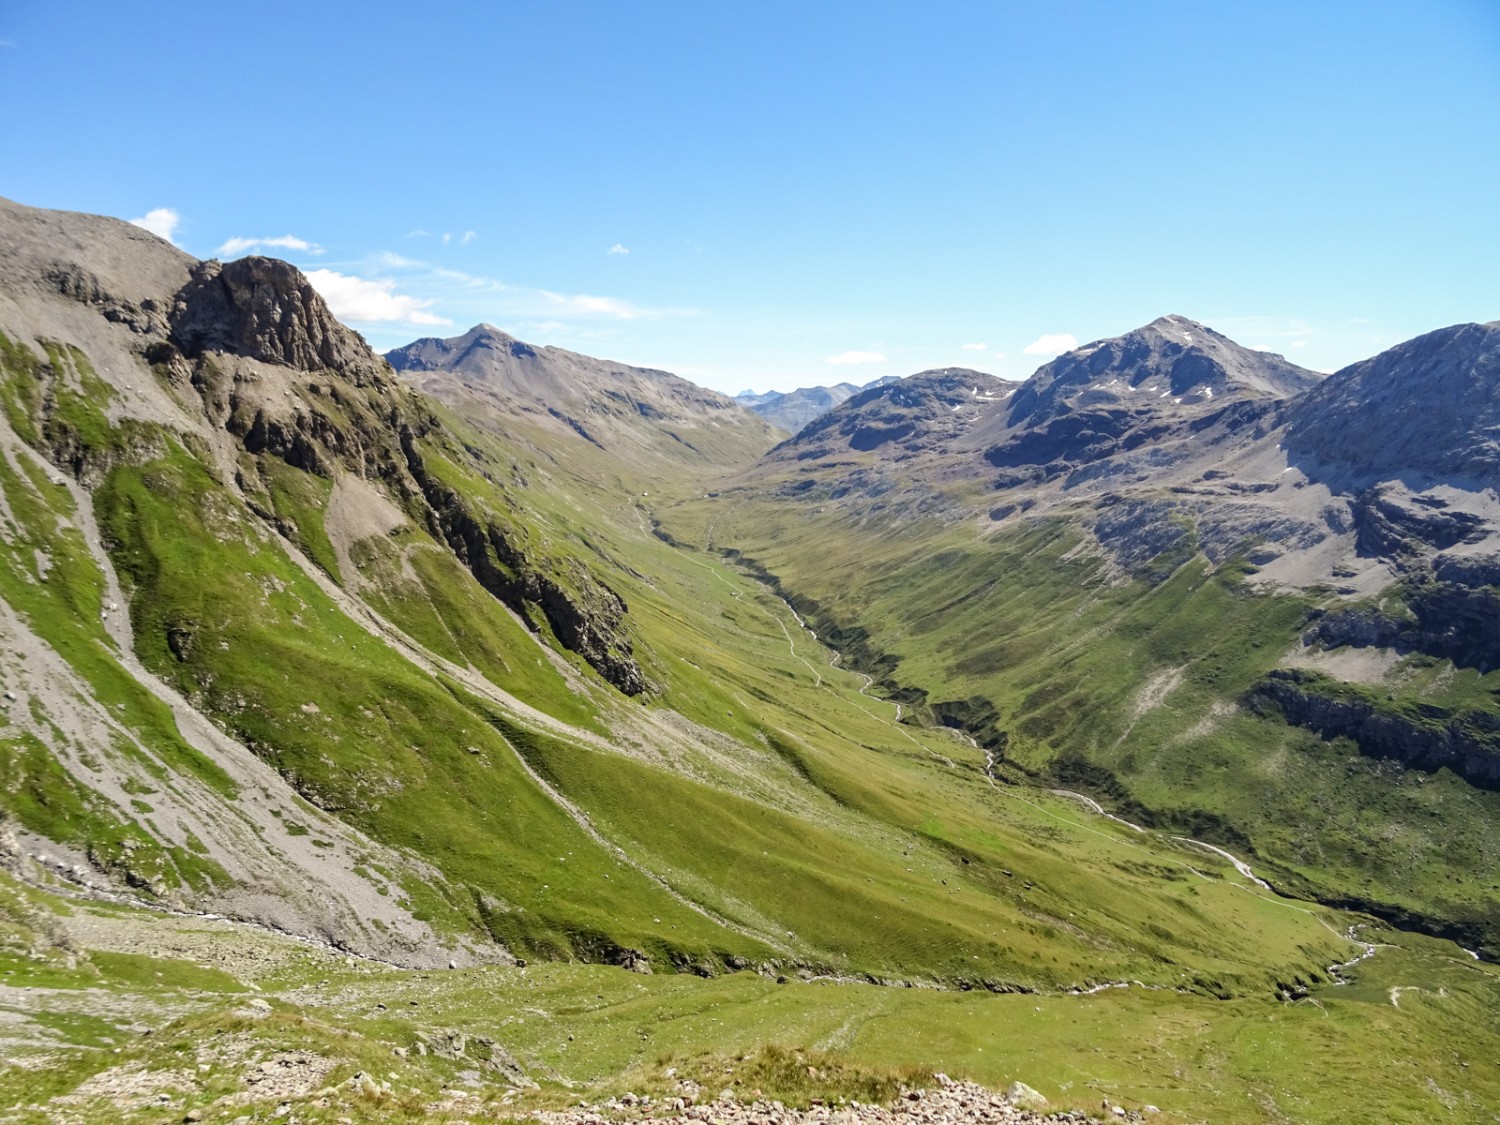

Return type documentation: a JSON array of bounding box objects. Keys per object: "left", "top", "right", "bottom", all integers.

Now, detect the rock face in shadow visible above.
[
  {"left": 398, "top": 427, "right": 646, "bottom": 695},
  {"left": 170, "top": 257, "right": 386, "bottom": 385},
  {"left": 1284, "top": 321, "right": 1500, "bottom": 484},
  {"left": 1251, "top": 669, "right": 1500, "bottom": 789},
  {"left": 1305, "top": 580, "right": 1500, "bottom": 672}
]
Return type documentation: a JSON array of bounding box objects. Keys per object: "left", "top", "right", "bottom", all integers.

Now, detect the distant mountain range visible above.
[{"left": 734, "top": 376, "right": 900, "bottom": 435}]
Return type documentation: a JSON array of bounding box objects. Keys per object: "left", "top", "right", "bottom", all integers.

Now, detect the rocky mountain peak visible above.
[
  {"left": 386, "top": 324, "right": 781, "bottom": 476},
  {"left": 1007, "top": 315, "right": 1320, "bottom": 428},
  {"left": 169, "top": 256, "right": 386, "bottom": 385},
  {"left": 770, "top": 367, "right": 1018, "bottom": 458},
  {"left": 386, "top": 324, "right": 552, "bottom": 378}
]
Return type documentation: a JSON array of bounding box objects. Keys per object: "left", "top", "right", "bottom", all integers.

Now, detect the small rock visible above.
[{"left": 1007, "top": 1081, "right": 1049, "bottom": 1112}]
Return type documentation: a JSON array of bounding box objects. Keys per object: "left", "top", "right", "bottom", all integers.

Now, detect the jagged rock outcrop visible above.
[
  {"left": 1305, "top": 581, "right": 1500, "bottom": 672},
  {"left": 1350, "top": 485, "right": 1491, "bottom": 560},
  {"left": 399, "top": 427, "right": 646, "bottom": 695},
  {"left": 170, "top": 257, "right": 387, "bottom": 385},
  {"left": 1250, "top": 669, "right": 1500, "bottom": 789},
  {"left": 157, "top": 265, "right": 651, "bottom": 695}
]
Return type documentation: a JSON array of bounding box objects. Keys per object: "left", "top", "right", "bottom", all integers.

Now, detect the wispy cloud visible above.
[
  {"left": 1022, "top": 333, "right": 1079, "bottom": 357},
  {"left": 305, "top": 269, "right": 451, "bottom": 326},
  {"left": 608, "top": 243, "right": 630, "bottom": 256},
  {"left": 217, "top": 234, "right": 324, "bottom": 257},
  {"left": 461, "top": 230, "right": 477, "bottom": 245},
  {"left": 961, "top": 342, "right": 987, "bottom": 351},
  {"left": 827, "top": 350, "right": 886, "bottom": 366},
  {"left": 541, "top": 291, "right": 660, "bottom": 320},
  {"left": 128, "top": 207, "right": 182, "bottom": 245},
  {"left": 344, "top": 250, "right": 679, "bottom": 325}
]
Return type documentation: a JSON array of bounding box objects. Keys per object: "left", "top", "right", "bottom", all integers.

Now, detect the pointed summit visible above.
[
  {"left": 1007, "top": 315, "right": 1319, "bottom": 428},
  {"left": 385, "top": 323, "right": 538, "bottom": 373},
  {"left": 385, "top": 324, "right": 781, "bottom": 474}
]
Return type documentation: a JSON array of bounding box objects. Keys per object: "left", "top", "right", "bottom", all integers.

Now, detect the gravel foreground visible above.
[{"left": 510, "top": 1076, "right": 1155, "bottom": 1125}]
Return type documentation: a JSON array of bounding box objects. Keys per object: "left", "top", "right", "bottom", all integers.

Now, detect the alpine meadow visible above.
[{"left": 1, "top": 3, "right": 1499, "bottom": 1122}]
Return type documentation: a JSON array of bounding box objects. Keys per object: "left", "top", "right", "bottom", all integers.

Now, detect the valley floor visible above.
[{"left": 2, "top": 872, "right": 1499, "bottom": 1125}]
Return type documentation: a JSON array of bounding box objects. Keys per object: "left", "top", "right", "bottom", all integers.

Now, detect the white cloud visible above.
[
  {"left": 541, "top": 291, "right": 658, "bottom": 320},
  {"left": 441, "top": 233, "right": 452, "bottom": 245},
  {"left": 404, "top": 229, "right": 430, "bottom": 239},
  {"left": 461, "top": 230, "right": 477, "bottom": 244},
  {"left": 826, "top": 350, "right": 886, "bottom": 366},
  {"left": 961, "top": 342, "right": 987, "bottom": 351},
  {"left": 216, "top": 234, "right": 324, "bottom": 257},
  {"left": 304, "top": 269, "right": 451, "bottom": 326},
  {"left": 1022, "top": 333, "right": 1079, "bottom": 357},
  {"left": 342, "top": 251, "right": 678, "bottom": 325},
  {"left": 129, "top": 207, "right": 182, "bottom": 245},
  {"left": 608, "top": 243, "right": 630, "bottom": 256},
  {"left": 1290, "top": 340, "right": 1308, "bottom": 348}
]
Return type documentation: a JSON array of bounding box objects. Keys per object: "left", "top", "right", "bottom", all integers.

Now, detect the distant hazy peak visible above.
[{"left": 735, "top": 374, "right": 903, "bottom": 436}]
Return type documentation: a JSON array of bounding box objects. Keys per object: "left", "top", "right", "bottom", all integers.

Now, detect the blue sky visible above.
[{"left": 2, "top": 1, "right": 1497, "bottom": 393}]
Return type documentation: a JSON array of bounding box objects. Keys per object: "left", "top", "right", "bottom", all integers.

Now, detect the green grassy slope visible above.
[
  {"left": 661, "top": 490, "right": 1500, "bottom": 957},
  {"left": 0, "top": 324, "right": 1367, "bottom": 993},
  {"left": 0, "top": 318, "right": 1492, "bottom": 1122}
]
